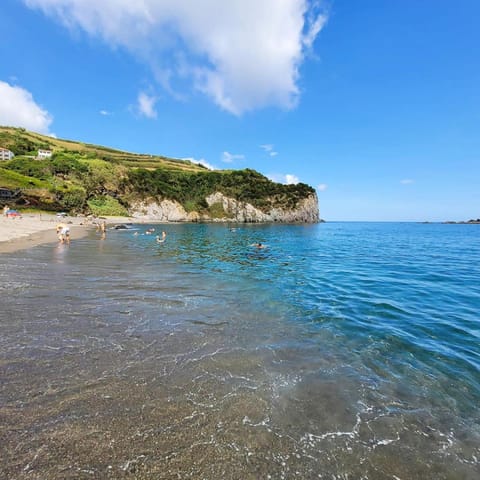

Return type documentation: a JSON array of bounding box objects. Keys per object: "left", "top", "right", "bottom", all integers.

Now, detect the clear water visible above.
[{"left": 1, "top": 222, "right": 479, "bottom": 479}]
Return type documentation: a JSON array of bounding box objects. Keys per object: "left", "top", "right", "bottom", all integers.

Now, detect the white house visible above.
[
  {"left": 0, "top": 147, "right": 15, "bottom": 161},
  {"left": 37, "top": 149, "right": 52, "bottom": 160}
]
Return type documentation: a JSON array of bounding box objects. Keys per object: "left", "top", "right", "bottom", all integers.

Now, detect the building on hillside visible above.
[
  {"left": 37, "top": 149, "right": 52, "bottom": 160},
  {"left": 0, "top": 147, "right": 15, "bottom": 161}
]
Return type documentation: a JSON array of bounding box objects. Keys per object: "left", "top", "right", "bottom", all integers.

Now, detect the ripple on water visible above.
[{"left": 0, "top": 223, "right": 479, "bottom": 478}]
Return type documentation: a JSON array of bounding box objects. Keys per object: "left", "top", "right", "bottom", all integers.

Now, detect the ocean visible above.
[{"left": 1, "top": 222, "right": 479, "bottom": 479}]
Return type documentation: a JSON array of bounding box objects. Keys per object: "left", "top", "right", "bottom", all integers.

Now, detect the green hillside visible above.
[
  {"left": 0, "top": 126, "right": 315, "bottom": 218},
  {"left": 0, "top": 126, "right": 207, "bottom": 172}
]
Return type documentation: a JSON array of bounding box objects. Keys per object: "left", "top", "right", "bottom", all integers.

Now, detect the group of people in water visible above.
[
  {"left": 132, "top": 227, "right": 167, "bottom": 243},
  {"left": 56, "top": 219, "right": 106, "bottom": 244},
  {"left": 56, "top": 221, "right": 268, "bottom": 250}
]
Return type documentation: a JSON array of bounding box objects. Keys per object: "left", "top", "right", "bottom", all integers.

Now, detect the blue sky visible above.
[{"left": 1, "top": 0, "right": 479, "bottom": 221}]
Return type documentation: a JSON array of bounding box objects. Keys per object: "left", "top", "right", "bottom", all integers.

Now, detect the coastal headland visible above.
[{"left": 0, "top": 127, "right": 320, "bottom": 224}]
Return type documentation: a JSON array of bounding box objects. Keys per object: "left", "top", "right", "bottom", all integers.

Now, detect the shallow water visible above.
[{"left": 1, "top": 222, "right": 479, "bottom": 479}]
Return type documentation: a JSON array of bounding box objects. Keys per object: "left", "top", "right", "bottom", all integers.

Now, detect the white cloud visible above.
[
  {"left": 137, "top": 91, "right": 158, "bottom": 119},
  {"left": 222, "top": 151, "right": 245, "bottom": 163},
  {"left": 317, "top": 183, "right": 328, "bottom": 191},
  {"left": 183, "top": 157, "right": 216, "bottom": 170},
  {"left": 400, "top": 179, "right": 414, "bottom": 185},
  {"left": 99, "top": 109, "right": 112, "bottom": 116},
  {"left": 0, "top": 80, "right": 53, "bottom": 134},
  {"left": 268, "top": 173, "right": 300, "bottom": 185},
  {"left": 303, "top": 5, "right": 328, "bottom": 49},
  {"left": 260, "top": 144, "right": 278, "bottom": 157},
  {"left": 285, "top": 174, "right": 300, "bottom": 185},
  {"left": 23, "top": 0, "right": 327, "bottom": 115}
]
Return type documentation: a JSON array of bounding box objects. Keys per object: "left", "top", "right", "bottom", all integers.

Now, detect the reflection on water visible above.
[{"left": 0, "top": 223, "right": 479, "bottom": 479}]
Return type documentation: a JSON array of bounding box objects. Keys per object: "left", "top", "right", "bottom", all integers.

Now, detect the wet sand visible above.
[{"left": 0, "top": 214, "right": 138, "bottom": 254}]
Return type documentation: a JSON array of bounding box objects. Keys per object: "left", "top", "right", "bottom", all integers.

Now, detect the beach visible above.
[
  {"left": 0, "top": 213, "right": 91, "bottom": 254},
  {"left": 0, "top": 213, "right": 138, "bottom": 254}
]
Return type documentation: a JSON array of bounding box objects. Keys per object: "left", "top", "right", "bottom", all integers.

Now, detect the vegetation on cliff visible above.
[{"left": 0, "top": 126, "right": 315, "bottom": 218}]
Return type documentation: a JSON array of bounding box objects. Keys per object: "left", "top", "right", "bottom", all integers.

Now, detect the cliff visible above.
[{"left": 129, "top": 192, "right": 319, "bottom": 223}]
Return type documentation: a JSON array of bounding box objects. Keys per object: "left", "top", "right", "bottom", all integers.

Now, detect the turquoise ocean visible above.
[{"left": 1, "top": 222, "right": 479, "bottom": 479}]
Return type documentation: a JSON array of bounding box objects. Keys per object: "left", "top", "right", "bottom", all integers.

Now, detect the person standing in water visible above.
[
  {"left": 100, "top": 220, "right": 107, "bottom": 240},
  {"left": 156, "top": 231, "right": 167, "bottom": 243},
  {"left": 56, "top": 223, "right": 70, "bottom": 244}
]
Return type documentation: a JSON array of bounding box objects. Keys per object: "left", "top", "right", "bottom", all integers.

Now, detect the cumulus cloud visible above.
[
  {"left": 137, "top": 91, "right": 158, "bottom": 119},
  {"left": 99, "top": 109, "right": 112, "bottom": 116},
  {"left": 260, "top": 144, "right": 278, "bottom": 157},
  {"left": 317, "top": 183, "right": 328, "bottom": 191},
  {"left": 400, "top": 179, "right": 414, "bottom": 185},
  {"left": 285, "top": 174, "right": 300, "bottom": 185},
  {"left": 0, "top": 80, "right": 53, "bottom": 134},
  {"left": 222, "top": 151, "right": 245, "bottom": 163},
  {"left": 184, "top": 157, "right": 216, "bottom": 170},
  {"left": 268, "top": 173, "right": 300, "bottom": 185},
  {"left": 23, "top": 0, "right": 327, "bottom": 115}
]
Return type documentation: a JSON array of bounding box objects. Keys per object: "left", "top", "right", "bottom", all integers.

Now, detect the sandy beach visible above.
[{"left": 0, "top": 213, "right": 137, "bottom": 254}]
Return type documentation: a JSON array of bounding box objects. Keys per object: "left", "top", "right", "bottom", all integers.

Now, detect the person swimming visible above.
[
  {"left": 156, "top": 231, "right": 167, "bottom": 243},
  {"left": 251, "top": 242, "right": 267, "bottom": 249}
]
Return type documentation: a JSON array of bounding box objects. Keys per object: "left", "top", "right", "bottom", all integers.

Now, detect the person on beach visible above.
[
  {"left": 3, "top": 205, "right": 9, "bottom": 217},
  {"left": 56, "top": 223, "right": 70, "bottom": 244}
]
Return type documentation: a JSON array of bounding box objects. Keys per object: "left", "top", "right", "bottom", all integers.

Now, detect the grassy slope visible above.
[
  {"left": 0, "top": 167, "right": 51, "bottom": 190},
  {"left": 0, "top": 126, "right": 207, "bottom": 173}
]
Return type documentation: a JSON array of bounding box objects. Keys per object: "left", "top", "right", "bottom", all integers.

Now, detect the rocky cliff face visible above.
[
  {"left": 129, "top": 192, "right": 319, "bottom": 223},
  {"left": 129, "top": 199, "right": 196, "bottom": 222}
]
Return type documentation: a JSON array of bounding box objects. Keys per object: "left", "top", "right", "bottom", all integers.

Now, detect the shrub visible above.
[
  {"left": 57, "top": 186, "right": 87, "bottom": 212},
  {"left": 208, "top": 202, "right": 230, "bottom": 219},
  {"left": 5, "top": 158, "right": 52, "bottom": 180},
  {"left": 50, "top": 153, "right": 89, "bottom": 176},
  {"left": 82, "top": 160, "right": 127, "bottom": 196},
  {"left": 87, "top": 195, "right": 128, "bottom": 216}
]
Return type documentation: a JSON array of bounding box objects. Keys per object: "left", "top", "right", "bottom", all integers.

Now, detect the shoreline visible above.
[
  {"left": 2, "top": 213, "right": 476, "bottom": 255},
  {"left": 0, "top": 213, "right": 263, "bottom": 254},
  {"left": 0, "top": 214, "right": 139, "bottom": 254}
]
